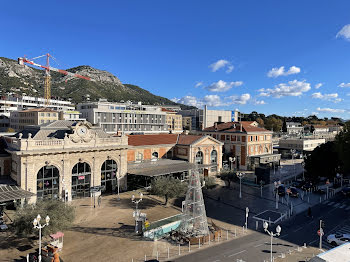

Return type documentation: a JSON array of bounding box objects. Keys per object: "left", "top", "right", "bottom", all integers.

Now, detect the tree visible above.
[
  {"left": 305, "top": 141, "right": 340, "bottom": 181},
  {"left": 150, "top": 176, "right": 187, "bottom": 205},
  {"left": 282, "top": 120, "right": 287, "bottom": 133},
  {"left": 265, "top": 117, "right": 283, "bottom": 132},
  {"left": 256, "top": 118, "right": 264, "bottom": 127},
  {"left": 13, "top": 199, "right": 75, "bottom": 237},
  {"left": 219, "top": 170, "right": 236, "bottom": 188},
  {"left": 335, "top": 121, "right": 350, "bottom": 174}
]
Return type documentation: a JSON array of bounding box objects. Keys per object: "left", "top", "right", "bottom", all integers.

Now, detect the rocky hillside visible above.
[{"left": 0, "top": 57, "right": 194, "bottom": 109}]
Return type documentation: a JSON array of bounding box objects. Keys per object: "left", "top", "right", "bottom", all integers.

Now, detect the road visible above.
[{"left": 173, "top": 194, "right": 350, "bottom": 262}]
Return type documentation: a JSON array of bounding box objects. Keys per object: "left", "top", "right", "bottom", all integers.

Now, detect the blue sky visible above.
[{"left": 2, "top": 1, "right": 350, "bottom": 119}]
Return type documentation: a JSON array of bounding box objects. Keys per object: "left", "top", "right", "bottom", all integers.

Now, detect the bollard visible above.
[
  {"left": 209, "top": 233, "right": 211, "bottom": 245},
  {"left": 256, "top": 220, "right": 258, "bottom": 230},
  {"left": 304, "top": 243, "right": 307, "bottom": 248},
  {"left": 178, "top": 244, "right": 181, "bottom": 255},
  {"left": 168, "top": 247, "right": 170, "bottom": 259},
  {"left": 132, "top": 259, "right": 134, "bottom": 262},
  {"left": 27, "top": 254, "right": 29, "bottom": 262},
  {"left": 189, "top": 241, "right": 191, "bottom": 252},
  {"left": 157, "top": 251, "right": 159, "bottom": 260},
  {"left": 227, "top": 230, "right": 228, "bottom": 240},
  {"left": 199, "top": 238, "right": 201, "bottom": 249},
  {"left": 145, "top": 254, "right": 147, "bottom": 261},
  {"left": 242, "top": 226, "right": 245, "bottom": 234}
]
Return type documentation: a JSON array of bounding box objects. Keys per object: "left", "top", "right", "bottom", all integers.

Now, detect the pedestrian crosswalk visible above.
[
  {"left": 322, "top": 201, "right": 350, "bottom": 210},
  {"left": 322, "top": 225, "right": 350, "bottom": 250}
]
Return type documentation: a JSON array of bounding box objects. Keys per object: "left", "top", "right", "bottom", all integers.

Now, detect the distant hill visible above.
[{"left": 0, "top": 57, "right": 194, "bottom": 109}]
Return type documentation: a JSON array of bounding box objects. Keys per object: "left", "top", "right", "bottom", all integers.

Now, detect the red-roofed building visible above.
[
  {"left": 127, "top": 134, "right": 223, "bottom": 181},
  {"left": 198, "top": 121, "right": 280, "bottom": 170}
]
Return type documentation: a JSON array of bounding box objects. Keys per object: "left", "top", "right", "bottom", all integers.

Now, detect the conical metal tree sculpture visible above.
[{"left": 179, "top": 168, "right": 209, "bottom": 236}]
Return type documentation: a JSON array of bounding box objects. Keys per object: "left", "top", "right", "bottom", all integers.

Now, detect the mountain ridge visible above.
[{"left": 0, "top": 57, "right": 194, "bottom": 109}]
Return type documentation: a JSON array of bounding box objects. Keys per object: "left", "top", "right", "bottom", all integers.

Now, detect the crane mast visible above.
[{"left": 18, "top": 53, "right": 92, "bottom": 106}]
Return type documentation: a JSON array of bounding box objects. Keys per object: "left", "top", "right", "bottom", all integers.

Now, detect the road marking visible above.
[
  {"left": 228, "top": 250, "right": 246, "bottom": 257},
  {"left": 254, "top": 243, "right": 263, "bottom": 248},
  {"left": 327, "top": 202, "right": 335, "bottom": 206},
  {"left": 281, "top": 234, "right": 289, "bottom": 238},
  {"left": 340, "top": 204, "right": 346, "bottom": 208},
  {"left": 293, "top": 227, "right": 303, "bottom": 233}
]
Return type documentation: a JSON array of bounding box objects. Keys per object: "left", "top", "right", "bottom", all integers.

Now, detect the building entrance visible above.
[{"left": 72, "top": 162, "right": 91, "bottom": 199}]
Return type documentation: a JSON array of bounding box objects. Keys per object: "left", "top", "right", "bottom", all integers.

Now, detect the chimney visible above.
[{"left": 214, "top": 122, "right": 218, "bottom": 131}]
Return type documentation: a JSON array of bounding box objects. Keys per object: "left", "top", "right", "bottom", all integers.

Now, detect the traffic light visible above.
[{"left": 321, "top": 220, "right": 325, "bottom": 229}]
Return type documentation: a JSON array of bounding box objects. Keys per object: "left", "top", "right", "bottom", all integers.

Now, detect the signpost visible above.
[{"left": 90, "top": 186, "right": 105, "bottom": 208}]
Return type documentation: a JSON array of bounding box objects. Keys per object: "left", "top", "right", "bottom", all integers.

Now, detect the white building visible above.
[
  {"left": 179, "top": 106, "right": 238, "bottom": 130},
  {"left": 286, "top": 122, "right": 303, "bottom": 135},
  {"left": 77, "top": 100, "right": 168, "bottom": 134},
  {"left": 278, "top": 138, "right": 326, "bottom": 157},
  {"left": 0, "top": 95, "right": 75, "bottom": 117}
]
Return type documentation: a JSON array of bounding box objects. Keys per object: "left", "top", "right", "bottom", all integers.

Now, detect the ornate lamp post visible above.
[
  {"left": 263, "top": 222, "right": 281, "bottom": 262},
  {"left": 131, "top": 192, "right": 143, "bottom": 233},
  {"left": 33, "top": 214, "right": 50, "bottom": 262},
  {"left": 237, "top": 172, "right": 244, "bottom": 199}
]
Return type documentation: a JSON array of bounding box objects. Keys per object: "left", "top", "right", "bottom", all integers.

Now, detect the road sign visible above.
[{"left": 317, "top": 229, "right": 324, "bottom": 236}]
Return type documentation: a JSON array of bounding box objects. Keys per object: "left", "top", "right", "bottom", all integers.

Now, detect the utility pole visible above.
[{"left": 319, "top": 220, "right": 324, "bottom": 250}]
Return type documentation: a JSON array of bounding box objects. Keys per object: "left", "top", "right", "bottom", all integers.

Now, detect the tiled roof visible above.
[
  {"left": 161, "top": 108, "right": 176, "bottom": 113},
  {"left": 19, "top": 107, "right": 58, "bottom": 113},
  {"left": 203, "top": 121, "right": 271, "bottom": 133},
  {"left": 177, "top": 134, "right": 204, "bottom": 145},
  {"left": 127, "top": 134, "right": 206, "bottom": 146},
  {"left": 313, "top": 125, "right": 328, "bottom": 129},
  {"left": 128, "top": 134, "right": 178, "bottom": 146}
]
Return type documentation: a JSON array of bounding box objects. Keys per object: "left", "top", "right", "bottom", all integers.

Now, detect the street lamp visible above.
[
  {"left": 131, "top": 192, "right": 143, "bottom": 233},
  {"left": 290, "top": 149, "right": 296, "bottom": 179},
  {"left": 301, "top": 161, "right": 305, "bottom": 181},
  {"left": 237, "top": 172, "right": 244, "bottom": 199},
  {"left": 263, "top": 222, "right": 281, "bottom": 262},
  {"left": 33, "top": 214, "right": 50, "bottom": 262},
  {"left": 245, "top": 207, "right": 249, "bottom": 230}
]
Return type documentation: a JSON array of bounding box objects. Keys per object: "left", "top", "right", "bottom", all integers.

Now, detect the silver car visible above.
[{"left": 327, "top": 233, "right": 350, "bottom": 246}]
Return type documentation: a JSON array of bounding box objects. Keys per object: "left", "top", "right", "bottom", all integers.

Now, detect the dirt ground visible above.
[{"left": 0, "top": 191, "right": 250, "bottom": 262}]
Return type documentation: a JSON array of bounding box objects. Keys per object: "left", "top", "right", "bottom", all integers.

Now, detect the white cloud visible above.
[
  {"left": 258, "top": 80, "right": 311, "bottom": 98},
  {"left": 338, "top": 82, "right": 350, "bottom": 88},
  {"left": 314, "top": 83, "right": 323, "bottom": 89},
  {"left": 195, "top": 82, "right": 203, "bottom": 88},
  {"left": 209, "top": 59, "right": 234, "bottom": 73},
  {"left": 311, "top": 92, "right": 342, "bottom": 103},
  {"left": 205, "top": 80, "right": 243, "bottom": 92},
  {"left": 226, "top": 93, "right": 251, "bottom": 105},
  {"left": 336, "top": 24, "right": 350, "bottom": 41},
  {"left": 254, "top": 100, "right": 266, "bottom": 105},
  {"left": 226, "top": 65, "right": 234, "bottom": 73},
  {"left": 202, "top": 95, "right": 226, "bottom": 107},
  {"left": 171, "top": 95, "right": 203, "bottom": 107},
  {"left": 347, "top": 93, "right": 350, "bottom": 96},
  {"left": 267, "top": 66, "right": 301, "bottom": 78},
  {"left": 317, "top": 107, "right": 346, "bottom": 113}
]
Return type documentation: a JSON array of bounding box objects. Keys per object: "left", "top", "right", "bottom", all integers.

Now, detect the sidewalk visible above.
[{"left": 273, "top": 246, "right": 321, "bottom": 262}]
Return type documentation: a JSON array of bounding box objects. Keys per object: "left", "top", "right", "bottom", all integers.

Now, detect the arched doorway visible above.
[
  {"left": 37, "top": 165, "right": 60, "bottom": 200},
  {"left": 72, "top": 162, "right": 91, "bottom": 199},
  {"left": 101, "top": 159, "right": 118, "bottom": 194}
]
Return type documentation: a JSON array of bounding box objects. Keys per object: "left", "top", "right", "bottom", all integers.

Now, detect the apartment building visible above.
[
  {"left": 179, "top": 106, "right": 238, "bottom": 130},
  {"left": 10, "top": 108, "right": 58, "bottom": 131},
  {"left": 0, "top": 95, "right": 74, "bottom": 117},
  {"left": 199, "top": 121, "right": 280, "bottom": 170},
  {"left": 286, "top": 122, "right": 303, "bottom": 135},
  {"left": 77, "top": 100, "right": 168, "bottom": 134},
  {"left": 162, "top": 108, "right": 183, "bottom": 133},
  {"left": 278, "top": 138, "right": 326, "bottom": 157}
]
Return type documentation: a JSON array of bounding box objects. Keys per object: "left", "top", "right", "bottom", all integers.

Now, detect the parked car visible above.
[
  {"left": 341, "top": 187, "right": 350, "bottom": 196},
  {"left": 287, "top": 187, "right": 299, "bottom": 197},
  {"left": 314, "top": 189, "right": 326, "bottom": 195},
  {"left": 301, "top": 182, "right": 315, "bottom": 191},
  {"left": 276, "top": 185, "right": 286, "bottom": 196},
  {"left": 327, "top": 233, "right": 350, "bottom": 246},
  {"left": 291, "top": 181, "right": 304, "bottom": 188}
]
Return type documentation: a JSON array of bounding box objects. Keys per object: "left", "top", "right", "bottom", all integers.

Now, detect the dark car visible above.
[
  {"left": 301, "top": 182, "right": 314, "bottom": 191},
  {"left": 276, "top": 185, "right": 286, "bottom": 196},
  {"left": 287, "top": 187, "right": 299, "bottom": 197},
  {"left": 314, "top": 189, "right": 326, "bottom": 195},
  {"left": 341, "top": 187, "right": 350, "bottom": 196}
]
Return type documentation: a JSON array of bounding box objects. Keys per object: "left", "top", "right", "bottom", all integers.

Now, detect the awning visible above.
[
  {"left": 50, "top": 231, "right": 64, "bottom": 239},
  {"left": 127, "top": 159, "right": 213, "bottom": 177},
  {"left": 0, "top": 185, "right": 35, "bottom": 203}
]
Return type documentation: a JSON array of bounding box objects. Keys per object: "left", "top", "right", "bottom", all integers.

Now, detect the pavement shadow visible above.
[{"left": 70, "top": 224, "right": 145, "bottom": 241}]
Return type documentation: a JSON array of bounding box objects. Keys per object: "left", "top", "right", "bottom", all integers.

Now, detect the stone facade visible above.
[{"left": 3, "top": 120, "right": 128, "bottom": 203}]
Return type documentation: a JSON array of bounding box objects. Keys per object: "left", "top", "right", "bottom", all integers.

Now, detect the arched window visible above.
[
  {"left": 101, "top": 160, "right": 118, "bottom": 193},
  {"left": 195, "top": 151, "right": 203, "bottom": 165},
  {"left": 152, "top": 152, "right": 158, "bottom": 159},
  {"left": 37, "top": 165, "right": 59, "bottom": 199},
  {"left": 72, "top": 162, "right": 91, "bottom": 199},
  {"left": 211, "top": 150, "right": 217, "bottom": 164}
]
